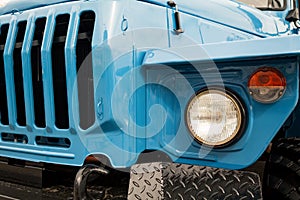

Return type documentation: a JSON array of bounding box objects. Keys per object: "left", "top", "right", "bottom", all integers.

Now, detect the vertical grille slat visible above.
[
  {"left": 21, "top": 17, "right": 37, "bottom": 129},
  {"left": 76, "top": 11, "right": 96, "bottom": 130},
  {"left": 14, "top": 21, "right": 27, "bottom": 126},
  {"left": 3, "top": 20, "right": 18, "bottom": 128},
  {"left": 0, "top": 24, "right": 9, "bottom": 125},
  {"left": 32, "top": 17, "right": 47, "bottom": 128},
  {"left": 65, "top": 9, "right": 80, "bottom": 130},
  {"left": 41, "top": 14, "right": 56, "bottom": 131},
  {"left": 52, "top": 14, "right": 70, "bottom": 129}
]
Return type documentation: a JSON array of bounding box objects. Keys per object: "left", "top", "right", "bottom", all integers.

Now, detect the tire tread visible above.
[{"left": 265, "top": 138, "right": 300, "bottom": 200}]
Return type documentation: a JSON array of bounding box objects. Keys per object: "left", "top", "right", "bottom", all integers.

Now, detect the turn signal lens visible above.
[{"left": 248, "top": 67, "right": 286, "bottom": 103}]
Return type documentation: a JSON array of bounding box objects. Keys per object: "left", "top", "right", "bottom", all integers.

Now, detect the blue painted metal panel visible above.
[
  {"left": 0, "top": 0, "right": 76, "bottom": 15},
  {"left": 64, "top": 7, "right": 80, "bottom": 133},
  {"left": 21, "top": 16, "right": 35, "bottom": 131},
  {"left": 140, "top": 58, "right": 298, "bottom": 169},
  {"left": 41, "top": 12, "right": 56, "bottom": 132},
  {"left": 143, "top": 36, "right": 300, "bottom": 64},
  {"left": 3, "top": 18, "right": 18, "bottom": 129},
  {"left": 0, "top": 0, "right": 298, "bottom": 170},
  {"left": 140, "top": 0, "right": 287, "bottom": 36},
  {"left": 285, "top": 105, "right": 300, "bottom": 138}
]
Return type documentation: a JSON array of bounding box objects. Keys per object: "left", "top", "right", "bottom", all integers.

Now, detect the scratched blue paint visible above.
[{"left": 0, "top": 0, "right": 298, "bottom": 169}]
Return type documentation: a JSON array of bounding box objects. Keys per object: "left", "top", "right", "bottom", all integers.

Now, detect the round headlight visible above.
[{"left": 186, "top": 89, "right": 244, "bottom": 147}]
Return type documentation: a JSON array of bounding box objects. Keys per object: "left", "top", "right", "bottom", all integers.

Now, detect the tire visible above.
[{"left": 264, "top": 138, "right": 300, "bottom": 200}]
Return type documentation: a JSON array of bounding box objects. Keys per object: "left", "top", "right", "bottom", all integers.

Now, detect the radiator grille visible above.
[{"left": 0, "top": 10, "right": 96, "bottom": 131}]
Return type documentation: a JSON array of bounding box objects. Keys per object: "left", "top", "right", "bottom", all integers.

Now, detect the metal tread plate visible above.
[{"left": 128, "top": 162, "right": 263, "bottom": 200}]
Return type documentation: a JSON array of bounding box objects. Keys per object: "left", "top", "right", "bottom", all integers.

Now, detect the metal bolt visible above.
[
  {"left": 9, "top": 124, "right": 15, "bottom": 130},
  {"left": 70, "top": 128, "right": 77, "bottom": 135},
  {"left": 27, "top": 125, "right": 33, "bottom": 132},
  {"left": 46, "top": 126, "right": 52, "bottom": 133}
]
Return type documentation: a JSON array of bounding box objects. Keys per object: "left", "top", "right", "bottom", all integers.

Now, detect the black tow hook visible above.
[{"left": 73, "top": 164, "right": 109, "bottom": 200}]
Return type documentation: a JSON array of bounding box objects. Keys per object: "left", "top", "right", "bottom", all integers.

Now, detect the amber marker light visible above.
[{"left": 248, "top": 67, "right": 286, "bottom": 103}]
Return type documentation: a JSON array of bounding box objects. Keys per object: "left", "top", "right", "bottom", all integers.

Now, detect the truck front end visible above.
[{"left": 0, "top": 0, "right": 299, "bottom": 199}]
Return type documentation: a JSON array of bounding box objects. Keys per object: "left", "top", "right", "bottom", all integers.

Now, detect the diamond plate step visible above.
[{"left": 128, "top": 162, "right": 262, "bottom": 200}]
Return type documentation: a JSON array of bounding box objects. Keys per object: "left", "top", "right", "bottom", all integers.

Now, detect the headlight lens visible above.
[{"left": 186, "top": 89, "right": 243, "bottom": 147}]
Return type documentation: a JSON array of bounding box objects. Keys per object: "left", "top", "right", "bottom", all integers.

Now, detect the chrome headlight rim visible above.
[{"left": 185, "top": 87, "right": 247, "bottom": 148}]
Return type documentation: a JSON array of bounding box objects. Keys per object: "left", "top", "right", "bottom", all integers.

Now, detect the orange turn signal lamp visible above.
[{"left": 248, "top": 67, "right": 286, "bottom": 103}]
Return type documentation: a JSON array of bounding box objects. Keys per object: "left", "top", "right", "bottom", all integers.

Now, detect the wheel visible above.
[{"left": 264, "top": 138, "right": 300, "bottom": 200}]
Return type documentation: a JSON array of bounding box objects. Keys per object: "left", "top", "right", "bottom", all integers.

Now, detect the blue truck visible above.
[{"left": 0, "top": 0, "right": 299, "bottom": 199}]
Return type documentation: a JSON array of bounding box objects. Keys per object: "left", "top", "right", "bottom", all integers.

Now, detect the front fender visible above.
[{"left": 140, "top": 36, "right": 299, "bottom": 169}]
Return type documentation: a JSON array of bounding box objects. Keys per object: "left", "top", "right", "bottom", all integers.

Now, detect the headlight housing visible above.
[{"left": 186, "top": 89, "right": 245, "bottom": 147}]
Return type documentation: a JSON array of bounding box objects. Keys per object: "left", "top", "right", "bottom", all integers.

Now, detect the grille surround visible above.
[{"left": 0, "top": 3, "right": 97, "bottom": 150}]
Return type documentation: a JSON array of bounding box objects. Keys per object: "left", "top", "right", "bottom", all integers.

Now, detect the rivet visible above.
[
  {"left": 46, "top": 126, "right": 52, "bottom": 133},
  {"left": 9, "top": 124, "right": 15, "bottom": 130}
]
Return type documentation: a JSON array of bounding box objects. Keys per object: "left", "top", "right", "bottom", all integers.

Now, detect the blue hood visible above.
[
  {"left": 0, "top": 0, "right": 287, "bottom": 36},
  {"left": 0, "top": 0, "right": 76, "bottom": 15},
  {"left": 142, "top": 0, "right": 287, "bottom": 37}
]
